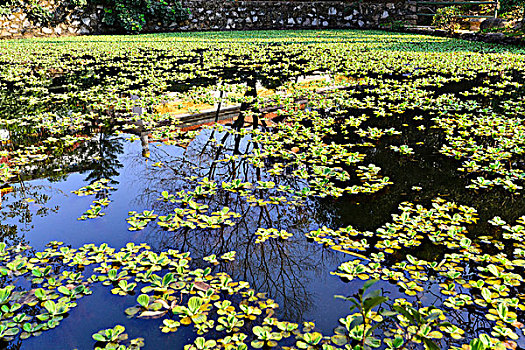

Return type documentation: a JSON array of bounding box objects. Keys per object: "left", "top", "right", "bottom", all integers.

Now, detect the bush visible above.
[
  {"left": 27, "top": 2, "right": 55, "bottom": 25},
  {"left": 432, "top": 6, "right": 462, "bottom": 33},
  {"left": 95, "top": 0, "right": 188, "bottom": 33},
  {"left": 0, "top": 0, "right": 20, "bottom": 17},
  {"left": 499, "top": 0, "right": 525, "bottom": 15}
]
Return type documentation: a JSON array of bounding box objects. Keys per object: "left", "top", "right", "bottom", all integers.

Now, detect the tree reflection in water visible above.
[
  {"left": 0, "top": 130, "right": 125, "bottom": 245},
  {"left": 124, "top": 124, "right": 346, "bottom": 322}
]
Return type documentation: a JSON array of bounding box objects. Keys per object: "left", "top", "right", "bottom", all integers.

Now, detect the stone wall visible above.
[
  {"left": 0, "top": 0, "right": 106, "bottom": 38},
  {"left": 0, "top": 0, "right": 415, "bottom": 39},
  {"left": 180, "top": 1, "right": 415, "bottom": 31}
]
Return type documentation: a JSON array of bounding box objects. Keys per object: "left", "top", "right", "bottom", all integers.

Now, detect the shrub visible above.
[
  {"left": 27, "top": 1, "right": 55, "bottom": 26},
  {"left": 499, "top": 0, "right": 525, "bottom": 15},
  {"left": 0, "top": 0, "right": 20, "bottom": 17},
  {"left": 432, "top": 6, "right": 462, "bottom": 33},
  {"left": 95, "top": 0, "right": 188, "bottom": 33}
]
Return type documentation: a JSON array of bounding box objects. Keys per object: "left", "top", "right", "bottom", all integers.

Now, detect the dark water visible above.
[{"left": 1, "top": 130, "right": 363, "bottom": 349}]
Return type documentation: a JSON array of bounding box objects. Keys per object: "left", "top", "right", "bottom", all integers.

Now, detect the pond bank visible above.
[
  {"left": 402, "top": 25, "right": 525, "bottom": 47},
  {"left": 0, "top": 0, "right": 415, "bottom": 39}
]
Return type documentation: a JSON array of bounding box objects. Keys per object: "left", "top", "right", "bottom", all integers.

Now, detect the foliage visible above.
[
  {"left": 432, "top": 6, "right": 462, "bottom": 33},
  {"left": 499, "top": 0, "right": 525, "bottom": 15},
  {"left": 94, "top": 0, "right": 188, "bottom": 33},
  {"left": 26, "top": 0, "right": 55, "bottom": 26}
]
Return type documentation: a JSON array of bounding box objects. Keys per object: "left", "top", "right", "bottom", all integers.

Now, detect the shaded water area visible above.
[
  {"left": 1, "top": 30, "right": 525, "bottom": 349},
  {"left": 1, "top": 130, "right": 359, "bottom": 349}
]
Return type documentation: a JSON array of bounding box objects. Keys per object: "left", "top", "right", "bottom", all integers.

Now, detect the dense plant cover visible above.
[
  {"left": 500, "top": 0, "right": 525, "bottom": 15},
  {"left": 0, "top": 0, "right": 188, "bottom": 33},
  {"left": 0, "top": 30, "right": 525, "bottom": 349},
  {"left": 94, "top": 0, "right": 188, "bottom": 33}
]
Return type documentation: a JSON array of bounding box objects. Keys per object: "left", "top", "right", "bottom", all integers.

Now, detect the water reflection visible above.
[
  {"left": 0, "top": 183, "right": 58, "bottom": 246},
  {"left": 123, "top": 127, "right": 347, "bottom": 321}
]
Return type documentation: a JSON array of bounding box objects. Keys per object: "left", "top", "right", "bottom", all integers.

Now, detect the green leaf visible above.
[
  {"left": 5, "top": 327, "right": 19, "bottom": 336},
  {"left": 331, "top": 334, "right": 348, "bottom": 346},
  {"left": 363, "top": 279, "right": 379, "bottom": 291},
  {"left": 188, "top": 296, "right": 203, "bottom": 313},
  {"left": 470, "top": 339, "right": 487, "bottom": 350},
  {"left": 422, "top": 338, "right": 440, "bottom": 350},
  {"left": 57, "top": 286, "right": 70, "bottom": 295},
  {"left": 137, "top": 294, "right": 150, "bottom": 308},
  {"left": 364, "top": 336, "right": 381, "bottom": 348},
  {"left": 92, "top": 333, "right": 106, "bottom": 342},
  {"left": 363, "top": 296, "right": 388, "bottom": 313},
  {"left": 43, "top": 300, "right": 56, "bottom": 314},
  {"left": 251, "top": 340, "right": 265, "bottom": 349}
]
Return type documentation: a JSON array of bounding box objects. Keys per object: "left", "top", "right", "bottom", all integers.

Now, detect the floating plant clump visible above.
[{"left": 0, "top": 241, "right": 508, "bottom": 350}]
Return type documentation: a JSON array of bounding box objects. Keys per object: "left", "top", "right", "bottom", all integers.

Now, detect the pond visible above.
[{"left": 0, "top": 30, "right": 525, "bottom": 350}]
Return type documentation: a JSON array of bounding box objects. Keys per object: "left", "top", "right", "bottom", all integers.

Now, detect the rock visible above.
[
  {"left": 81, "top": 17, "right": 90, "bottom": 26},
  {"left": 287, "top": 18, "right": 295, "bottom": 25},
  {"left": 344, "top": 15, "right": 353, "bottom": 21},
  {"left": 54, "top": 26, "right": 62, "bottom": 35},
  {"left": 469, "top": 18, "right": 483, "bottom": 31},
  {"left": 482, "top": 32, "right": 505, "bottom": 42},
  {"left": 42, "top": 27, "right": 53, "bottom": 34},
  {"left": 381, "top": 11, "right": 389, "bottom": 19},
  {"left": 328, "top": 7, "right": 337, "bottom": 16},
  {"left": 68, "top": 27, "right": 77, "bottom": 33},
  {"left": 303, "top": 18, "right": 311, "bottom": 26},
  {"left": 312, "top": 18, "right": 318, "bottom": 26},
  {"left": 480, "top": 17, "right": 509, "bottom": 31},
  {"left": 322, "top": 21, "right": 328, "bottom": 26},
  {"left": 358, "top": 20, "right": 364, "bottom": 27},
  {"left": 253, "top": 16, "right": 258, "bottom": 22}
]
